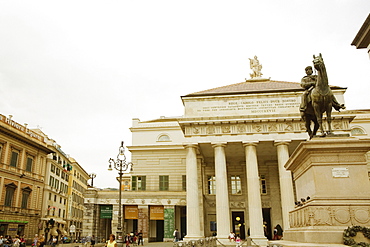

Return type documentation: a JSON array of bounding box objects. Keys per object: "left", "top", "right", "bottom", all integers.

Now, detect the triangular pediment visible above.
[{"left": 184, "top": 78, "right": 346, "bottom": 97}]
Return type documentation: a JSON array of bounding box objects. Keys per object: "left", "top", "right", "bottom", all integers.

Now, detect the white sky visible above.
[{"left": 0, "top": 1, "right": 369, "bottom": 188}]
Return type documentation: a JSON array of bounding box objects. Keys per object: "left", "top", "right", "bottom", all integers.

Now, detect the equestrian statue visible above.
[{"left": 300, "top": 53, "right": 345, "bottom": 139}]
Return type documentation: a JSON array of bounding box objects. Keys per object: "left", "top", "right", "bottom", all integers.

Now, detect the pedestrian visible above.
[
  {"left": 91, "top": 235, "right": 96, "bottom": 247},
  {"left": 37, "top": 235, "right": 45, "bottom": 247},
  {"left": 276, "top": 224, "right": 283, "bottom": 240},
  {"left": 0, "top": 235, "right": 4, "bottom": 247},
  {"left": 137, "top": 231, "right": 143, "bottom": 246},
  {"left": 104, "top": 234, "right": 117, "bottom": 247},
  {"left": 51, "top": 236, "right": 57, "bottom": 247},
  {"left": 235, "top": 236, "right": 241, "bottom": 247},
  {"left": 173, "top": 229, "right": 180, "bottom": 242},
  {"left": 20, "top": 235, "right": 26, "bottom": 247},
  {"left": 228, "top": 232, "right": 235, "bottom": 242},
  {"left": 32, "top": 235, "right": 38, "bottom": 247},
  {"left": 124, "top": 233, "right": 131, "bottom": 247},
  {"left": 13, "top": 236, "right": 21, "bottom": 247}
]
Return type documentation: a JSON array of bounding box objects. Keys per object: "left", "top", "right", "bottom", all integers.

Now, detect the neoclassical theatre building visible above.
[{"left": 84, "top": 70, "right": 370, "bottom": 244}]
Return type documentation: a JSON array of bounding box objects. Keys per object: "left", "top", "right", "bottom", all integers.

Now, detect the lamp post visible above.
[
  {"left": 89, "top": 173, "right": 97, "bottom": 187},
  {"left": 108, "top": 141, "right": 133, "bottom": 247}
]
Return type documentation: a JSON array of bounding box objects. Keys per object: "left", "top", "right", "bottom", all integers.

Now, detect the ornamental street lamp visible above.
[
  {"left": 108, "top": 141, "right": 133, "bottom": 246},
  {"left": 89, "top": 173, "right": 97, "bottom": 187}
]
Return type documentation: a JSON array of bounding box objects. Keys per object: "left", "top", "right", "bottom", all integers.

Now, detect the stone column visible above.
[
  {"left": 184, "top": 144, "right": 203, "bottom": 239},
  {"left": 243, "top": 142, "right": 267, "bottom": 246},
  {"left": 274, "top": 141, "right": 295, "bottom": 230},
  {"left": 212, "top": 142, "right": 231, "bottom": 241}
]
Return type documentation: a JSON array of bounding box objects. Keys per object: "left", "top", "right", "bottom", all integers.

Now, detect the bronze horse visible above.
[{"left": 305, "top": 53, "right": 333, "bottom": 138}]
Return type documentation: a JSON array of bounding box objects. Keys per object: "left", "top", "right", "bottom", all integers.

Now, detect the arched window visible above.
[
  {"left": 157, "top": 134, "right": 171, "bottom": 142},
  {"left": 351, "top": 127, "right": 366, "bottom": 136}
]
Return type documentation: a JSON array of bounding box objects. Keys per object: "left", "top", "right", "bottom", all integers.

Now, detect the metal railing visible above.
[{"left": 172, "top": 237, "right": 261, "bottom": 247}]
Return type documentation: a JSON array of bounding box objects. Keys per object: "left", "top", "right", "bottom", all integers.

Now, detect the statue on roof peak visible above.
[{"left": 249, "top": 55, "right": 263, "bottom": 79}]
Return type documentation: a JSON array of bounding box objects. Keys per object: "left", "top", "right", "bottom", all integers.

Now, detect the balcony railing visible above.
[{"left": 0, "top": 205, "right": 41, "bottom": 216}]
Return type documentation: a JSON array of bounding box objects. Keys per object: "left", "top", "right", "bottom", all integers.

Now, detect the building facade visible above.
[
  {"left": 352, "top": 13, "right": 370, "bottom": 58},
  {"left": 84, "top": 76, "right": 370, "bottom": 245},
  {"left": 67, "top": 158, "right": 89, "bottom": 241},
  {"left": 0, "top": 114, "right": 89, "bottom": 243},
  {"left": 0, "top": 114, "right": 53, "bottom": 239}
]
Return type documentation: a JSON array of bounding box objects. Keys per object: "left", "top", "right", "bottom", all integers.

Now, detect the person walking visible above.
[
  {"left": 173, "top": 229, "right": 180, "bottom": 242},
  {"left": 104, "top": 234, "right": 117, "bottom": 247},
  {"left": 137, "top": 231, "right": 143, "bottom": 246}
]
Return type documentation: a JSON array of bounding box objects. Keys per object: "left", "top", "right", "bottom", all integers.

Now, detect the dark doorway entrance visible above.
[
  {"left": 155, "top": 220, "right": 164, "bottom": 242},
  {"left": 262, "top": 208, "right": 272, "bottom": 240},
  {"left": 232, "top": 212, "right": 245, "bottom": 239},
  {"left": 180, "top": 206, "right": 186, "bottom": 240}
]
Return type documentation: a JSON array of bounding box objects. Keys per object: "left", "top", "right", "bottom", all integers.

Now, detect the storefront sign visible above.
[
  {"left": 150, "top": 206, "right": 164, "bottom": 220},
  {"left": 125, "top": 205, "right": 138, "bottom": 219},
  {"left": 164, "top": 208, "right": 175, "bottom": 238},
  {"left": 100, "top": 205, "right": 113, "bottom": 219}
]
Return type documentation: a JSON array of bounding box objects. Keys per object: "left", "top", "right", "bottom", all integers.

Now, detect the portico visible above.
[{"left": 182, "top": 139, "right": 300, "bottom": 245}]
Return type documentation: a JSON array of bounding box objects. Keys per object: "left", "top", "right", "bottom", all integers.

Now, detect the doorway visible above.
[
  {"left": 232, "top": 212, "right": 245, "bottom": 239},
  {"left": 155, "top": 220, "right": 164, "bottom": 242},
  {"left": 262, "top": 208, "right": 272, "bottom": 240}
]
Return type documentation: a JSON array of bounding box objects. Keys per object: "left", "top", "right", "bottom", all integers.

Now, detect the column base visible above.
[{"left": 183, "top": 235, "right": 204, "bottom": 241}]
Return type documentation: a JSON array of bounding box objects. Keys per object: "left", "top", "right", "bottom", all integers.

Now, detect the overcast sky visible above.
[{"left": 0, "top": 1, "right": 369, "bottom": 188}]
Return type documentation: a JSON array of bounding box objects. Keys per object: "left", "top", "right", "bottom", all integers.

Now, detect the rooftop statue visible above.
[
  {"left": 300, "top": 53, "right": 345, "bottom": 139},
  {"left": 249, "top": 56, "right": 263, "bottom": 79}
]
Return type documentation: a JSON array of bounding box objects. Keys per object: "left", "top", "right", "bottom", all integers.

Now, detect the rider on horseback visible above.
[{"left": 299, "top": 66, "right": 345, "bottom": 120}]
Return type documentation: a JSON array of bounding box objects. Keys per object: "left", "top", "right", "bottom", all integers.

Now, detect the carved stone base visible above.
[
  {"left": 284, "top": 137, "right": 370, "bottom": 244},
  {"left": 284, "top": 226, "right": 345, "bottom": 244}
]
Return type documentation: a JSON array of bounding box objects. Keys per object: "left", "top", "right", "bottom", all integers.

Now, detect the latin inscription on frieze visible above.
[{"left": 185, "top": 95, "right": 301, "bottom": 117}]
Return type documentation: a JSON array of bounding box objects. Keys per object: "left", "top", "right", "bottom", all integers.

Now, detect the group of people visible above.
[
  {"left": 228, "top": 232, "right": 241, "bottom": 247},
  {"left": 0, "top": 235, "right": 26, "bottom": 247},
  {"left": 105, "top": 231, "right": 143, "bottom": 247}
]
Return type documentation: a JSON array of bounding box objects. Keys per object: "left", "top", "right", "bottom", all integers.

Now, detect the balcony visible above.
[{"left": 0, "top": 205, "right": 41, "bottom": 216}]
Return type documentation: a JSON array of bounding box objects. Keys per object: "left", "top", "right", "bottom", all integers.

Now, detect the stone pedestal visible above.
[{"left": 284, "top": 137, "right": 370, "bottom": 244}]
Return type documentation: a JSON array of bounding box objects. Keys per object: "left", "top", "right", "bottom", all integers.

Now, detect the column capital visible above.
[
  {"left": 242, "top": 141, "right": 259, "bottom": 147},
  {"left": 211, "top": 142, "right": 227, "bottom": 148},
  {"left": 183, "top": 143, "right": 199, "bottom": 149},
  {"left": 274, "top": 140, "right": 291, "bottom": 147}
]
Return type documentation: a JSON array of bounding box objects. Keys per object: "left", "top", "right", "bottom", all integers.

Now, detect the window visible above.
[
  {"left": 182, "top": 175, "right": 186, "bottom": 191},
  {"left": 55, "top": 180, "right": 59, "bottom": 190},
  {"left": 26, "top": 157, "right": 33, "bottom": 172},
  {"left": 10, "top": 150, "right": 19, "bottom": 167},
  {"left": 49, "top": 176, "right": 54, "bottom": 187},
  {"left": 231, "top": 176, "right": 242, "bottom": 194},
  {"left": 5, "top": 183, "right": 17, "bottom": 207},
  {"left": 208, "top": 176, "right": 216, "bottom": 195},
  {"left": 49, "top": 193, "right": 52, "bottom": 200},
  {"left": 132, "top": 176, "right": 146, "bottom": 191},
  {"left": 56, "top": 168, "right": 60, "bottom": 176},
  {"left": 21, "top": 187, "right": 32, "bottom": 209},
  {"left": 159, "top": 175, "right": 169, "bottom": 191},
  {"left": 158, "top": 134, "right": 171, "bottom": 142},
  {"left": 351, "top": 127, "right": 365, "bottom": 136},
  {"left": 260, "top": 175, "right": 267, "bottom": 195},
  {"left": 51, "top": 164, "right": 55, "bottom": 173}
]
